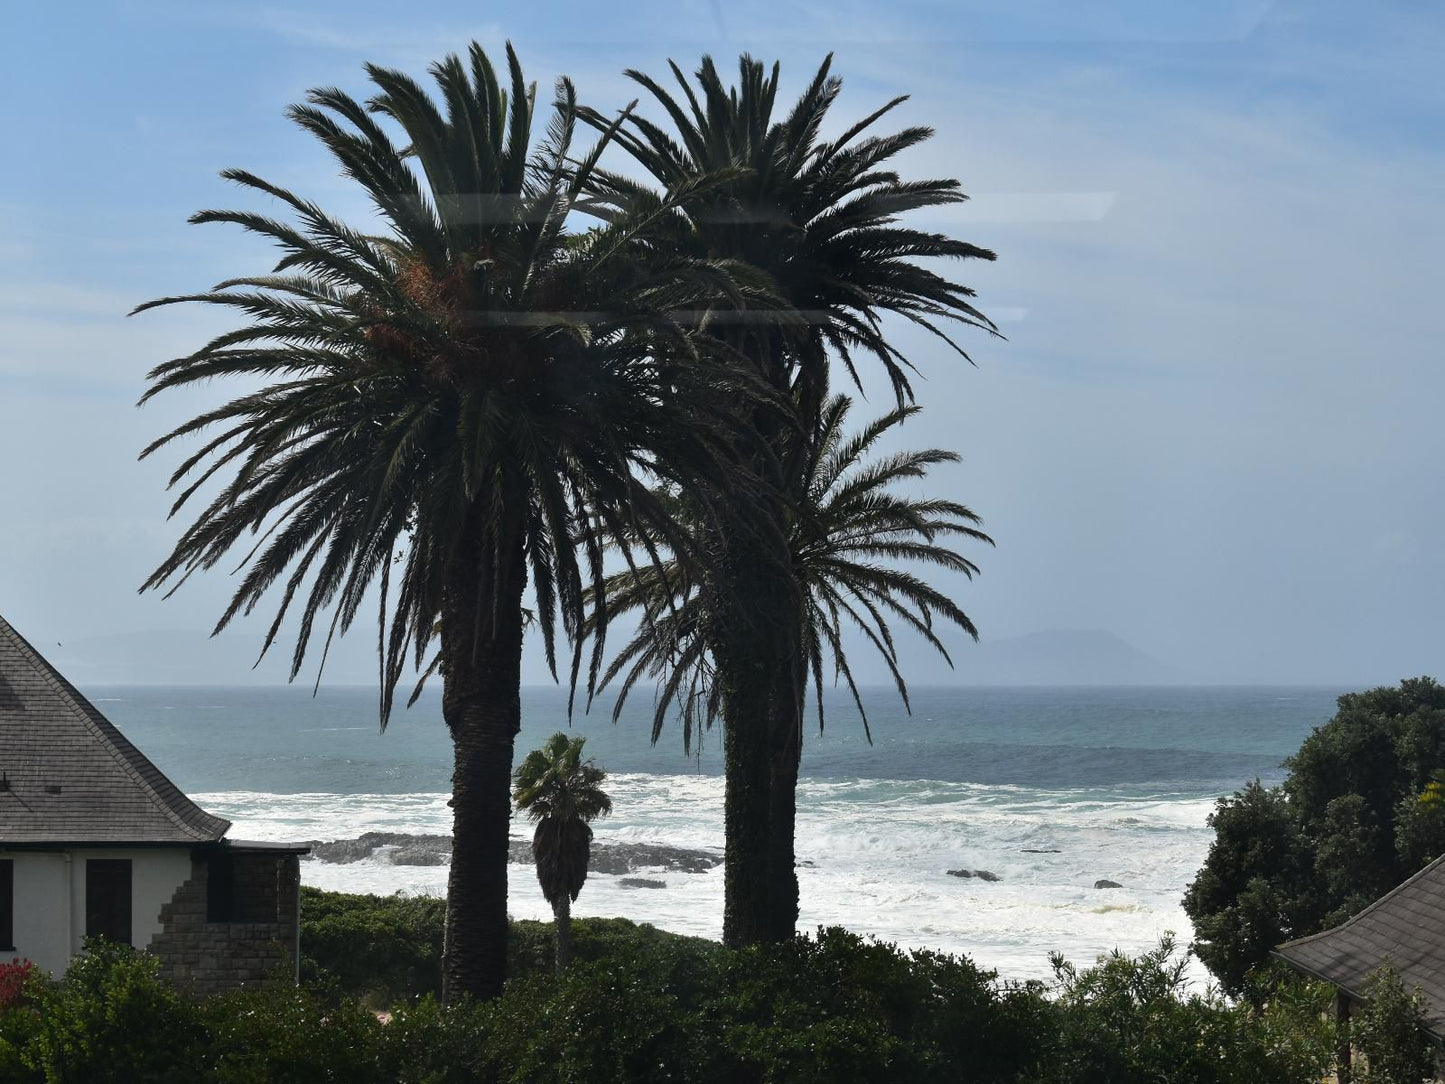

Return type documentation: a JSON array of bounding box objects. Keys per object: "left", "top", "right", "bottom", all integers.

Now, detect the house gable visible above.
[{"left": 0, "top": 613, "right": 230, "bottom": 845}]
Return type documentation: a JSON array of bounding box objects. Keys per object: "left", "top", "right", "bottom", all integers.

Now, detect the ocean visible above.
[{"left": 89, "top": 683, "right": 1342, "bottom": 985}]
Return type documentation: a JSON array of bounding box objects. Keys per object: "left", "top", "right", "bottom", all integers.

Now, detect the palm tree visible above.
[
  {"left": 133, "top": 43, "right": 742, "bottom": 1001},
  {"left": 598, "top": 394, "right": 991, "bottom": 749},
  {"left": 580, "top": 55, "right": 998, "bottom": 944},
  {"left": 514, "top": 732, "right": 612, "bottom": 973}
]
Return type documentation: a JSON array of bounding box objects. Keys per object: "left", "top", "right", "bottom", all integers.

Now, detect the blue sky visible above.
[{"left": 1, "top": 1, "right": 1441, "bottom": 685}]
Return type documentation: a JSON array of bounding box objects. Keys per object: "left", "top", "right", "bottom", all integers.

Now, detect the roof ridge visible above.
[{"left": 0, "top": 613, "right": 230, "bottom": 842}]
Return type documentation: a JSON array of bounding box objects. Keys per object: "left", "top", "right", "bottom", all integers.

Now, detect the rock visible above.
[
  {"left": 1021, "top": 848, "right": 1061, "bottom": 854},
  {"left": 1094, "top": 879, "right": 1123, "bottom": 889},
  {"left": 947, "top": 869, "right": 1000, "bottom": 882},
  {"left": 619, "top": 877, "right": 667, "bottom": 889},
  {"left": 307, "top": 831, "right": 451, "bottom": 864},
  {"left": 587, "top": 841, "right": 723, "bottom": 875},
  {"left": 306, "top": 832, "right": 722, "bottom": 875},
  {"left": 388, "top": 844, "right": 449, "bottom": 866}
]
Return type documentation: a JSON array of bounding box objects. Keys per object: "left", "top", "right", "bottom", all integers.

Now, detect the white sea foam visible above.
[{"left": 195, "top": 772, "right": 1218, "bottom": 985}]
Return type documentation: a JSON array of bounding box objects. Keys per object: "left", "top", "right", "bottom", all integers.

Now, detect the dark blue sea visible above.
[{"left": 89, "top": 684, "right": 1343, "bottom": 982}]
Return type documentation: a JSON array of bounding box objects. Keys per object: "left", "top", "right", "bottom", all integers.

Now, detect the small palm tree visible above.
[{"left": 514, "top": 732, "right": 612, "bottom": 973}]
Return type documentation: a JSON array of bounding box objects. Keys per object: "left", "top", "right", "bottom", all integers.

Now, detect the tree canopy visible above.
[{"left": 1184, "top": 677, "right": 1445, "bottom": 995}]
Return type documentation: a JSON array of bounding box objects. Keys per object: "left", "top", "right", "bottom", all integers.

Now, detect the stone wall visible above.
[{"left": 148, "top": 850, "right": 300, "bottom": 996}]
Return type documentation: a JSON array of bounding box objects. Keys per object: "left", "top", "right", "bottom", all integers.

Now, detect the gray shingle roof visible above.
[
  {"left": 0, "top": 613, "right": 230, "bottom": 845},
  {"left": 1275, "top": 854, "right": 1445, "bottom": 1038}
]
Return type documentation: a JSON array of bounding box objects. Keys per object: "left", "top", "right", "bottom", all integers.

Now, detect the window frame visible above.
[
  {"left": 0, "top": 859, "right": 13, "bottom": 950},
  {"left": 84, "top": 858, "right": 133, "bottom": 947}
]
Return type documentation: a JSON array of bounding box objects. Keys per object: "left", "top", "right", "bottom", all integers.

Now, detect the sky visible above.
[{"left": 1, "top": 0, "right": 1441, "bottom": 686}]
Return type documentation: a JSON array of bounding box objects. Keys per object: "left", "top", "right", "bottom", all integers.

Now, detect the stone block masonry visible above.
[{"left": 148, "top": 850, "right": 301, "bottom": 996}]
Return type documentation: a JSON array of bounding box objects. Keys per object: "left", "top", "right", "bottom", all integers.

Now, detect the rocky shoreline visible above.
[{"left": 304, "top": 831, "right": 723, "bottom": 874}]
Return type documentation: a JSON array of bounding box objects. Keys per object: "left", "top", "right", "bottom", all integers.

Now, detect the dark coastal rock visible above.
[
  {"left": 588, "top": 841, "right": 722, "bottom": 875},
  {"left": 1094, "top": 879, "right": 1123, "bottom": 889},
  {"left": 619, "top": 878, "right": 667, "bottom": 889},
  {"left": 947, "top": 869, "right": 1000, "bottom": 882},
  {"left": 1021, "top": 848, "right": 1061, "bottom": 854},
  {"left": 307, "top": 832, "right": 451, "bottom": 865},
  {"left": 307, "top": 832, "right": 722, "bottom": 875},
  {"left": 389, "top": 844, "right": 449, "bottom": 866}
]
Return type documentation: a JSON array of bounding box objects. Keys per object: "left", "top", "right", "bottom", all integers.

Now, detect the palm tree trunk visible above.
[
  {"left": 714, "top": 337, "right": 809, "bottom": 948},
  {"left": 714, "top": 539, "right": 802, "bottom": 947},
  {"left": 765, "top": 635, "right": 807, "bottom": 940},
  {"left": 440, "top": 497, "right": 527, "bottom": 1004},
  {"left": 553, "top": 894, "right": 572, "bottom": 975}
]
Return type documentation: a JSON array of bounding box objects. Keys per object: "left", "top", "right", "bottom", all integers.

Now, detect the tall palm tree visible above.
[
  {"left": 580, "top": 55, "right": 998, "bottom": 944},
  {"left": 597, "top": 394, "right": 992, "bottom": 756},
  {"left": 514, "top": 732, "right": 612, "bottom": 974},
  {"left": 134, "top": 43, "right": 743, "bottom": 1001}
]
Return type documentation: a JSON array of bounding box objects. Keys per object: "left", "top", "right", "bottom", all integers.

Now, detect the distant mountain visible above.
[{"left": 953, "top": 629, "right": 1181, "bottom": 685}]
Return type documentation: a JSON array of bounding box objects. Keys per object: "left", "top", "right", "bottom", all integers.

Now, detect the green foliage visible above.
[
  {"left": 0, "top": 918, "right": 1348, "bottom": 1084},
  {"left": 1351, "top": 965, "right": 1436, "bottom": 1084},
  {"left": 483, "top": 924, "right": 1041, "bottom": 1084},
  {"left": 0, "top": 959, "right": 45, "bottom": 1083},
  {"left": 19, "top": 940, "right": 205, "bottom": 1084},
  {"left": 200, "top": 983, "right": 382, "bottom": 1084},
  {"left": 1038, "top": 937, "right": 1337, "bottom": 1084},
  {"left": 1185, "top": 677, "right": 1445, "bottom": 993},
  {"left": 299, "top": 886, "right": 445, "bottom": 1006},
  {"left": 506, "top": 916, "right": 720, "bottom": 979},
  {"left": 1182, "top": 781, "right": 1320, "bottom": 996}
]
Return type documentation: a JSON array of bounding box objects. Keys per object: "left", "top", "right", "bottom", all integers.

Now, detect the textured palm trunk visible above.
[
  {"left": 714, "top": 331, "right": 811, "bottom": 947},
  {"left": 440, "top": 497, "right": 527, "bottom": 1004},
  {"left": 764, "top": 611, "right": 808, "bottom": 940},
  {"left": 553, "top": 894, "right": 572, "bottom": 975},
  {"left": 713, "top": 521, "right": 802, "bottom": 947}
]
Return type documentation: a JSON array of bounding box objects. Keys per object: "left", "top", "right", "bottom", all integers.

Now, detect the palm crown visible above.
[
  {"left": 583, "top": 52, "right": 999, "bottom": 414},
  {"left": 135, "top": 44, "right": 740, "bottom": 717},
  {"left": 596, "top": 395, "right": 993, "bottom": 748},
  {"left": 515, "top": 731, "right": 614, "bottom": 830}
]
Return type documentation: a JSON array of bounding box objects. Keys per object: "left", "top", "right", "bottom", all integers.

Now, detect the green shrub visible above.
[
  {"left": 0, "top": 959, "right": 46, "bottom": 1084},
  {"left": 1039, "top": 936, "right": 1337, "bottom": 1084},
  {"left": 0, "top": 908, "right": 1347, "bottom": 1083},
  {"left": 1351, "top": 965, "right": 1436, "bottom": 1084},
  {"left": 201, "top": 983, "right": 384, "bottom": 1084},
  {"left": 375, "top": 996, "right": 494, "bottom": 1084},
  {"left": 299, "top": 886, "right": 445, "bottom": 1006},
  {"left": 20, "top": 939, "right": 205, "bottom": 1084}
]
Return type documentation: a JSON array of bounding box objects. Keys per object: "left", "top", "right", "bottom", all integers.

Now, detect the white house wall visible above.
[
  {"left": 5, "top": 852, "right": 69, "bottom": 975},
  {"left": 3, "top": 847, "right": 193, "bottom": 976}
]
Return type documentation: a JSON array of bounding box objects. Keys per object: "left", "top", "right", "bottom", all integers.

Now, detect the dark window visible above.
[
  {"left": 1, "top": 860, "right": 13, "bottom": 949},
  {"left": 85, "top": 859, "right": 132, "bottom": 946},
  {"left": 207, "top": 850, "right": 235, "bottom": 922}
]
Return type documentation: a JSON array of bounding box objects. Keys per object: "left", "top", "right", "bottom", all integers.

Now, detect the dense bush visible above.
[
  {"left": 2, "top": 905, "right": 1347, "bottom": 1083},
  {"left": 1184, "top": 676, "right": 1445, "bottom": 994},
  {"left": 13, "top": 939, "right": 206, "bottom": 1084},
  {"left": 1350, "top": 965, "right": 1436, "bottom": 1084},
  {"left": 1036, "top": 936, "right": 1336, "bottom": 1084},
  {"left": 299, "top": 885, "right": 446, "bottom": 1005}
]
